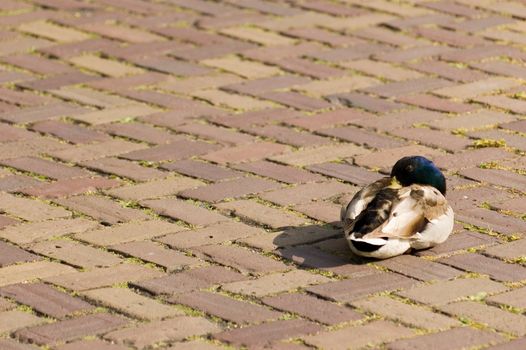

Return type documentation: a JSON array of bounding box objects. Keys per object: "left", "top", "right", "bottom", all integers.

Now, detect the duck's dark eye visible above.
[{"left": 405, "top": 165, "right": 414, "bottom": 172}]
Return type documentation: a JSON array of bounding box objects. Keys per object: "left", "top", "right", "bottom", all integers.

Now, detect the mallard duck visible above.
[{"left": 341, "top": 156, "right": 454, "bottom": 259}]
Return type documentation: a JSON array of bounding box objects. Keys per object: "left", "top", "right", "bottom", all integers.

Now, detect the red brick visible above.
[
  {"left": 104, "top": 316, "right": 221, "bottom": 349},
  {"left": 390, "top": 127, "right": 471, "bottom": 152},
  {"left": 0, "top": 104, "right": 89, "bottom": 124},
  {"left": 240, "top": 225, "right": 341, "bottom": 252},
  {"left": 15, "top": 314, "right": 128, "bottom": 346},
  {"left": 485, "top": 338, "right": 526, "bottom": 350},
  {"left": 0, "top": 241, "right": 40, "bottom": 267},
  {"left": 460, "top": 167, "right": 526, "bottom": 189},
  {"left": 223, "top": 75, "right": 310, "bottom": 96},
  {"left": 398, "top": 277, "right": 507, "bottom": 305},
  {"left": 30, "top": 120, "right": 111, "bottom": 144},
  {"left": 245, "top": 125, "right": 330, "bottom": 147},
  {"left": 352, "top": 295, "right": 459, "bottom": 331},
  {"left": 211, "top": 108, "right": 299, "bottom": 128},
  {"left": 396, "top": 93, "right": 476, "bottom": 113},
  {"left": 55, "top": 195, "right": 149, "bottom": 225},
  {"left": 363, "top": 77, "right": 454, "bottom": 98},
  {"left": 260, "top": 181, "right": 356, "bottom": 206},
  {"left": 98, "top": 123, "right": 180, "bottom": 144},
  {"left": 0, "top": 87, "right": 53, "bottom": 106},
  {"left": 56, "top": 339, "right": 129, "bottom": 350},
  {"left": 194, "top": 244, "right": 289, "bottom": 275},
  {"left": 2, "top": 53, "right": 75, "bottom": 75},
  {"left": 276, "top": 245, "right": 378, "bottom": 277},
  {"left": 327, "top": 92, "right": 408, "bottom": 113},
  {"left": 81, "top": 157, "right": 166, "bottom": 182},
  {"left": 354, "top": 145, "right": 443, "bottom": 171},
  {"left": 273, "top": 57, "right": 343, "bottom": 79},
  {"left": 0, "top": 124, "right": 33, "bottom": 142},
  {"left": 121, "top": 139, "right": 221, "bottom": 162},
  {"left": 386, "top": 327, "right": 503, "bottom": 350},
  {"left": 263, "top": 293, "right": 362, "bottom": 325},
  {"left": 439, "top": 253, "right": 526, "bottom": 282},
  {"left": 307, "top": 272, "right": 417, "bottom": 303},
  {"left": 293, "top": 201, "right": 341, "bottom": 223},
  {"left": 455, "top": 207, "right": 526, "bottom": 236},
  {"left": 304, "top": 320, "right": 415, "bottom": 350},
  {"left": 233, "top": 160, "right": 324, "bottom": 184},
  {"left": 170, "top": 291, "right": 281, "bottom": 324},
  {"left": 440, "top": 300, "right": 526, "bottom": 336},
  {"left": 320, "top": 126, "right": 406, "bottom": 149},
  {"left": 180, "top": 177, "right": 281, "bottom": 203},
  {"left": 1, "top": 157, "right": 90, "bottom": 180},
  {"left": 201, "top": 142, "right": 288, "bottom": 164},
  {"left": 502, "top": 119, "right": 526, "bottom": 133},
  {"left": 0, "top": 339, "right": 40, "bottom": 350},
  {"left": 487, "top": 286, "right": 526, "bottom": 309},
  {"left": 22, "top": 177, "right": 121, "bottom": 198},
  {"left": 141, "top": 198, "right": 228, "bottom": 226},
  {"left": 134, "top": 265, "right": 246, "bottom": 295},
  {"left": 375, "top": 44, "right": 455, "bottom": 63},
  {"left": 176, "top": 123, "right": 256, "bottom": 146},
  {"left": 122, "top": 91, "right": 227, "bottom": 117},
  {"left": 216, "top": 199, "right": 307, "bottom": 228},
  {"left": 306, "top": 162, "right": 379, "bottom": 186},
  {"left": 30, "top": 239, "right": 122, "bottom": 269},
  {"left": 415, "top": 230, "right": 498, "bottom": 257},
  {"left": 434, "top": 148, "right": 514, "bottom": 171},
  {"left": 162, "top": 159, "right": 241, "bottom": 182},
  {"left": 0, "top": 283, "right": 93, "bottom": 318},
  {"left": 130, "top": 55, "right": 211, "bottom": 76},
  {"left": 111, "top": 241, "right": 202, "bottom": 271},
  {"left": 0, "top": 175, "right": 42, "bottom": 193},
  {"left": 214, "top": 319, "right": 321, "bottom": 348},
  {"left": 261, "top": 91, "right": 333, "bottom": 111},
  {"left": 376, "top": 255, "right": 462, "bottom": 281},
  {"left": 158, "top": 221, "right": 264, "bottom": 249},
  {"left": 286, "top": 108, "right": 372, "bottom": 131}
]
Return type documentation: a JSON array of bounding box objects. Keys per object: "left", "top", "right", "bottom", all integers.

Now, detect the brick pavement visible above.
[{"left": 0, "top": 0, "right": 524, "bottom": 349}]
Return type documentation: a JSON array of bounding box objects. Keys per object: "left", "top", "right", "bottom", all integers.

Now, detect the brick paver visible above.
[{"left": 0, "top": 1, "right": 524, "bottom": 349}]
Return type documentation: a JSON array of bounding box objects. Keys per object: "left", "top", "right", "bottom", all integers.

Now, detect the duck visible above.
[{"left": 341, "top": 156, "right": 454, "bottom": 259}]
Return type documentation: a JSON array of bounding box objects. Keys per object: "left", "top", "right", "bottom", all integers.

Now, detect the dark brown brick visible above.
[
  {"left": 0, "top": 283, "right": 93, "bottom": 318},
  {"left": 15, "top": 313, "right": 128, "bottom": 346},
  {"left": 56, "top": 339, "right": 129, "bottom": 350},
  {"left": 328, "top": 92, "right": 408, "bottom": 113},
  {"left": 170, "top": 291, "right": 281, "bottom": 324},
  {"left": 460, "top": 167, "right": 526, "bottom": 189},
  {"left": 434, "top": 148, "right": 514, "bottom": 171}
]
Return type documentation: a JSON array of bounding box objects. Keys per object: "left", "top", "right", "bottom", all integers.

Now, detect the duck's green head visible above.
[{"left": 391, "top": 156, "right": 446, "bottom": 195}]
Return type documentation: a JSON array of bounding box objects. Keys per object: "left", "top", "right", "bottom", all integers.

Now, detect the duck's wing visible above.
[
  {"left": 341, "top": 177, "right": 392, "bottom": 222},
  {"left": 363, "top": 184, "right": 449, "bottom": 240}
]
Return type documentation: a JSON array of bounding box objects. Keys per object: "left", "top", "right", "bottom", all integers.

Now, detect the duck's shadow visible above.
[{"left": 272, "top": 222, "right": 375, "bottom": 270}]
